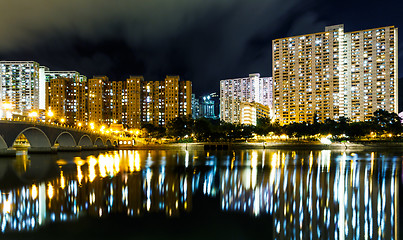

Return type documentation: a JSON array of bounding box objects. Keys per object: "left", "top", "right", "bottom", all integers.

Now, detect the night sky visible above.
[{"left": 0, "top": 0, "right": 402, "bottom": 98}]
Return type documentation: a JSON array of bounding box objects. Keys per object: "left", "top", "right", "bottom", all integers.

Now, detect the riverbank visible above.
[{"left": 129, "top": 141, "right": 403, "bottom": 151}]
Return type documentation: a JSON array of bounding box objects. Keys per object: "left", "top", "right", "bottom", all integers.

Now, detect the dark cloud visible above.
[{"left": 0, "top": 0, "right": 402, "bottom": 96}]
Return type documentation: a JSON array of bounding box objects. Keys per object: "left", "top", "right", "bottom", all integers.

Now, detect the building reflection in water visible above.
[{"left": 0, "top": 149, "right": 399, "bottom": 239}]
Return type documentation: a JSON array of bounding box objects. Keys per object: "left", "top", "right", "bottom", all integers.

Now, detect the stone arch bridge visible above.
[{"left": 0, "top": 120, "right": 120, "bottom": 155}]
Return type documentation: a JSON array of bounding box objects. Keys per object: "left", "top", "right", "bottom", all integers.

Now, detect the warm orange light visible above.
[
  {"left": 3, "top": 197, "right": 11, "bottom": 214},
  {"left": 60, "top": 118, "right": 66, "bottom": 123},
  {"left": 90, "top": 122, "right": 95, "bottom": 130},
  {"left": 31, "top": 184, "right": 38, "bottom": 199},
  {"left": 2, "top": 102, "right": 12, "bottom": 110},
  {"left": 47, "top": 183, "right": 54, "bottom": 199},
  {"left": 47, "top": 110, "right": 54, "bottom": 118},
  {"left": 77, "top": 122, "right": 82, "bottom": 127},
  {"left": 28, "top": 111, "right": 38, "bottom": 118}
]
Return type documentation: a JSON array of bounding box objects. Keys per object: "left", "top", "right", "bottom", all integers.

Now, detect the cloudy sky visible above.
[{"left": 0, "top": 0, "right": 402, "bottom": 96}]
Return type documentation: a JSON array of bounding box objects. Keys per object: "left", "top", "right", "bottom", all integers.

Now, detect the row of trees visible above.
[{"left": 140, "top": 109, "right": 403, "bottom": 142}]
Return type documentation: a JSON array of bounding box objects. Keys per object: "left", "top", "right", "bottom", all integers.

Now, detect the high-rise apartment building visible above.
[
  {"left": 46, "top": 71, "right": 87, "bottom": 124},
  {"left": 191, "top": 94, "right": 200, "bottom": 119},
  {"left": 88, "top": 76, "right": 110, "bottom": 125},
  {"left": 273, "top": 24, "right": 398, "bottom": 124},
  {"left": 142, "top": 76, "right": 191, "bottom": 127},
  {"left": 0, "top": 61, "right": 41, "bottom": 114},
  {"left": 111, "top": 81, "right": 124, "bottom": 124},
  {"left": 116, "top": 75, "right": 192, "bottom": 129},
  {"left": 126, "top": 76, "right": 143, "bottom": 128},
  {"left": 220, "top": 73, "right": 272, "bottom": 124}
]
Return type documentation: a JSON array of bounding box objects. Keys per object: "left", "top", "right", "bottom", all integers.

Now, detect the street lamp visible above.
[
  {"left": 100, "top": 125, "right": 106, "bottom": 133},
  {"left": 47, "top": 109, "right": 54, "bottom": 123},
  {"left": 1, "top": 102, "right": 12, "bottom": 120},
  {"left": 60, "top": 118, "right": 66, "bottom": 124},
  {"left": 89, "top": 122, "right": 95, "bottom": 130},
  {"left": 28, "top": 111, "right": 38, "bottom": 121},
  {"left": 2, "top": 102, "right": 12, "bottom": 110},
  {"left": 134, "top": 129, "right": 140, "bottom": 138}
]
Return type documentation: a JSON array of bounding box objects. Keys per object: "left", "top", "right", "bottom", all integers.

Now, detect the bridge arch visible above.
[
  {"left": 78, "top": 135, "right": 93, "bottom": 146},
  {"left": 14, "top": 127, "right": 51, "bottom": 148},
  {"left": 106, "top": 139, "right": 112, "bottom": 147},
  {"left": 113, "top": 140, "right": 118, "bottom": 147},
  {"left": 94, "top": 137, "right": 104, "bottom": 146},
  {"left": 0, "top": 135, "right": 7, "bottom": 150},
  {"left": 55, "top": 132, "right": 77, "bottom": 147}
]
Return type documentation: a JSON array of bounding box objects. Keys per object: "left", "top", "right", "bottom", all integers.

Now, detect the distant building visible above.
[
  {"left": 220, "top": 73, "right": 272, "bottom": 124},
  {"left": 240, "top": 102, "right": 271, "bottom": 126},
  {"left": 191, "top": 94, "right": 200, "bottom": 119},
  {"left": 126, "top": 76, "right": 143, "bottom": 128},
  {"left": 87, "top": 76, "right": 111, "bottom": 125},
  {"left": 120, "top": 75, "right": 192, "bottom": 128},
  {"left": 199, "top": 93, "right": 219, "bottom": 120},
  {"left": 399, "top": 112, "right": 403, "bottom": 124},
  {"left": 273, "top": 24, "right": 398, "bottom": 124},
  {"left": 0, "top": 61, "right": 41, "bottom": 114},
  {"left": 45, "top": 71, "right": 87, "bottom": 125}
]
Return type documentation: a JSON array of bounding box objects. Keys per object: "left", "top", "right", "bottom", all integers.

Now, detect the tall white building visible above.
[
  {"left": 0, "top": 61, "right": 41, "bottom": 114},
  {"left": 220, "top": 73, "right": 272, "bottom": 124},
  {"left": 273, "top": 24, "right": 398, "bottom": 124}
]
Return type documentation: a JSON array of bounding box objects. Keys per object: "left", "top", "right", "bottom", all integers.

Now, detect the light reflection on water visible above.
[{"left": 0, "top": 149, "right": 401, "bottom": 239}]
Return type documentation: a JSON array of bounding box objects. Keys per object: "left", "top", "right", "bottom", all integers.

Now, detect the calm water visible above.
[{"left": 0, "top": 149, "right": 402, "bottom": 239}]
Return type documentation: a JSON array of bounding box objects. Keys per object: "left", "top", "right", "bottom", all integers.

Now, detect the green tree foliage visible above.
[
  {"left": 146, "top": 109, "right": 403, "bottom": 142},
  {"left": 166, "top": 115, "right": 194, "bottom": 138},
  {"left": 371, "top": 109, "right": 402, "bottom": 135},
  {"left": 193, "top": 118, "right": 213, "bottom": 141},
  {"left": 255, "top": 117, "right": 282, "bottom": 136},
  {"left": 141, "top": 123, "right": 166, "bottom": 138}
]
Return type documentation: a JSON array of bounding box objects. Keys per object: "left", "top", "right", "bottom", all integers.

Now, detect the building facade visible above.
[
  {"left": 45, "top": 71, "right": 87, "bottom": 125},
  {"left": 119, "top": 75, "right": 192, "bottom": 129},
  {"left": 0, "top": 61, "right": 41, "bottom": 114},
  {"left": 220, "top": 74, "right": 272, "bottom": 124},
  {"left": 273, "top": 24, "right": 398, "bottom": 124},
  {"left": 87, "top": 76, "right": 110, "bottom": 125}
]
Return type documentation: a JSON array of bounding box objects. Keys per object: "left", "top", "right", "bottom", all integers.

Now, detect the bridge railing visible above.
[{"left": 0, "top": 118, "right": 119, "bottom": 138}]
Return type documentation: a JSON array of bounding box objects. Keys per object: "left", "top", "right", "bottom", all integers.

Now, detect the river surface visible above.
[{"left": 0, "top": 149, "right": 402, "bottom": 239}]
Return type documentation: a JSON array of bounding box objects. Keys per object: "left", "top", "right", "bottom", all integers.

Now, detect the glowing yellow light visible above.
[
  {"left": 98, "top": 154, "right": 108, "bottom": 178},
  {"left": 77, "top": 165, "right": 83, "bottom": 184},
  {"left": 2, "top": 102, "right": 12, "bottom": 110},
  {"left": 320, "top": 137, "right": 332, "bottom": 145},
  {"left": 3, "top": 197, "right": 11, "bottom": 214},
  {"left": 60, "top": 118, "right": 66, "bottom": 123},
  {"left": 88, "top": 156, "right": 97, "bottom": 182},
  {"left": 77, "top": 122, "right": 82, "bottom": 127},
  {"left": 47, "top": 183, "right": 54, "bottom": 199},
  {"left": 31, "top": 184, "right": 38, "bottom": 199},
  {"left": 47, "top": 110, "right": 54, "bottom": 118},
  {"left": 128, "top": 151, "right": 135, "bottom": 172},
  {"left": 251, "top": 151, "right": 258, "bottom": 168},
  {"left": 29, "top": 111, "right": 38, "bottom": 118},
  {"left": 90, "top": 122, "right": 95, "bottom": 130},
  {"left": 135, "top": 151, "right": 141, "bottom": 171},
  {"left": 114, "top": 153, "right": 120, "bottom": 174},
  {"left": 60, "top": 171, "right": 65, "bottom": 189}
]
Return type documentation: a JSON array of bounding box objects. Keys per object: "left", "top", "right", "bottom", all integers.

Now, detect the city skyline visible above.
[{"left": 0, "top": 0, "right": 402, "bottom": 100}]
